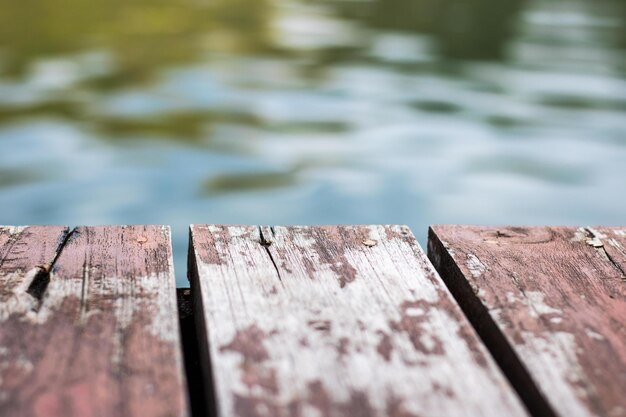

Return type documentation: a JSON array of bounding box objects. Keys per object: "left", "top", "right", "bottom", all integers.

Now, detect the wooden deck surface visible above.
[
  {"left": 428, "top": 225, "right": 626, "bottom": 417},
  {"left": 0, "top": 225, "right": 189, "bottom": 417},
  {"left": 188, "top": 225, "right": 527, "bottom": 417},
  {"left": 2, "top": 224, "right": 624, "bottom": 417}
]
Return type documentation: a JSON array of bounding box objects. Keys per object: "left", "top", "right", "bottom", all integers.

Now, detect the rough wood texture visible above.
[
  {"left": 189, "top": 225, "right": 528, "bottom": 417},
  {"left": 428, "top": 225, "right": 626, "bottom": 417},
  {"left": 0, "top": 225, "right": 189, "bottom": 417}
]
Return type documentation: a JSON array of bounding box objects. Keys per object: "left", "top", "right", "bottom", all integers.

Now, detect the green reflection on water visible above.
[
  {"left": 0, "top": 167, "right": 43, "bottom": 187},
  {"left": 203, "top": 170, "right": 296, "bottom": 194},
  {"left": 0, "top": 0, "right": 274, "bottom": 83}
]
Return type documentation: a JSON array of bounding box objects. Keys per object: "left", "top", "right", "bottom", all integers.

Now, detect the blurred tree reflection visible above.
[
  {"left": 368, "top": 0, "right": 524, "bottom": 60},
  {"left": 434, "top": 0, "right": 524, "bottom": 60},
  {"left": 0, "top": 0, "right": 272, "bottom": 86},
  {"left": 0, "top": 0, "right": 623, "bottom": 145}
]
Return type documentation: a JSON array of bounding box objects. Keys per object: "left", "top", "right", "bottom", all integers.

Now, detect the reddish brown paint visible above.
[
  {"left": 429, "top": 225, "right": 626, "bottom": 417},
  {"left": 0, "top": 225, "right": 189, "bottom": 417},
  {"left": 389, "top": 300, "right": 445, "bottom": 356},
  {"left": 376, "top": 331, "right": 394, "bottom": 362},
  {"left": 220, "top": 324, "right": 271, "bottom": 363},
  {"left": 301, "top": 227, "right": 359, "bottom": 287},
  {"left": 385, "top": 394, "right": 421, "bottom": 417}
]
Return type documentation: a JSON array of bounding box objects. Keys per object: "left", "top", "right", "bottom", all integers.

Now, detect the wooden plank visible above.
[
  {"left": 0, "top": 225, "right": 189, "bottom": 417},
  {"left": 189, "top": 224, "right": 529, "bottom": 417},
  {"left": 428, "top": 225, "right": 626, "bottom": 417},
  {"left": 0, "top": 225, "right": 70, "bottom": 328}
]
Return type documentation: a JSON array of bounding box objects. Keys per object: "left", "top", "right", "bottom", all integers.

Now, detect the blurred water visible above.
[{"left": 0, "top": 0, "right": 624, "bottom": 286}]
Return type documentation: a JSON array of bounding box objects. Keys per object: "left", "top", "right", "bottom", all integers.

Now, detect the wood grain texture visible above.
[
  {"left": 0, "top": 225, "right": 189, "bottom": 417},
  {"left": 189, "top": 224, "right": 528, "bottom": 417},
  {"left": 428, "top": 225, "right": 626, "bottom": 417}
]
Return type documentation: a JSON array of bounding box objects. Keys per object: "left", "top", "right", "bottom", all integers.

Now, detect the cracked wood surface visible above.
[
  {"left": 428, "top": 225, "right": 626, "bottom": 417},
  {"left": 0, "top": 225, "right": 189, "bottom": 417},
  {"left": 189, "top": 225, "right": 528, "bottom": 417}
]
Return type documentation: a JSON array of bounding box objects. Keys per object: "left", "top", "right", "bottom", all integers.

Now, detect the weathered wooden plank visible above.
[
  {"left": 428, "top": 225, "right": 626, "bottom": 417},
  {"left": 189, "top": 225, "right": 528, "bottom": 417},
  {"left": 0, "top": 225, "right": 70, "bottom": 327},
  {"left": 0, "top": 225, "right": 189, "bottom": 417}
]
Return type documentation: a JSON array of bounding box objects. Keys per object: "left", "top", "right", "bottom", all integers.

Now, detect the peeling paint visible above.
[
  {"left": 193, "top": 225, "right": 527, "bottom": 417},
  {"left": 586, "top": 228, "right": 607, "bottom": 240},
  {"left": 584, "top": 329, "right": 605, "bottom": 341},
  {"left": 466, "top": 254, "right": 487, "bottom": 278},
  {"left": 0, "top": 225, "right": 188, "bottom": 417},
  {"left": 526, "top": 291, "right": 562, "bottom": 318},
  {"left": 572, "top": 227, "right": 588, "bottom": 242},
  {"left": 506, "top": 291, "right": 517, "bottom": 304},
  {"left": 432, "top": 225, "right": 626, "bottom": 417},
  {"left": 0, "top": 269, "right": 41, "bottom": 322},
  {"left": 518, "top": 331, "right": 591, "bottom": 417},
  {"left": 0, "top": 226, "right": 27, "bottom": 235},
  {"left": 490, "top": 308, "right": 509, "bottom": 330}
]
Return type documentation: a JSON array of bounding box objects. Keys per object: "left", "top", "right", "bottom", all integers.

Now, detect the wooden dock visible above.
[{"left": 1, "top": 224, "right": 624, "bottom": 417}]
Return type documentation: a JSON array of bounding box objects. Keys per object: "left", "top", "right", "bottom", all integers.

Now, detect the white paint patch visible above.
[
  {"left": 490, "top": 308, "right": 509, "bottom": 329},
  {"left": 518, "top": 331, "right": 591, "bottom": 417},
  {"left": 586, "top": 227, "right": 607, "bottom": 239},
  {"left": 585, "top": 328, "right": 605, "bottom": 341},
  {"left": 476, "top": 288, "right": 487, "bottom": 299},
  {"left": 302, "top": 405, "right": 323, "bottom": 417},
  {"left": 13, "top": 354, "right": 33, "bottom": 373},
  {"left": 22, "top": 269, "right": 83, "bottom": 325},
  {"left": 441, "top": 240, "right": 457, "bottom": 257},
  {"left": 526, "top": 291, "right": 562, "bottom": 317},
  {"left": 0, "top": 226, "right": 27, "bottom": 235},
  {"left": 0, "top": 269, "right": 41, "bottom": 322},
  {"left": 115, "top": 272, "right": 179, "bottom": 344},
  {"left": 571, "top": 227, "right": 588, "bottom": 242},
  {"left": 466, "top": 254, "right": 487, "bottom": 278},
  {"left": 206, "top": 224, "right": 223, "bottom": 233},
  {"left": 586, "top": 237, "right": 604, "bottom": 248},
  {"left": 405, "top": 307, "right": 425, "bottom": 317},
  {"left": 506, "top": 292, "right": 518, "bottom": 304},
  {"left": 231, "top": 225, "right": 254, "bottom": 238},
  {"left": 585, "top": 227, "right": 607, "bottom": 248}
]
